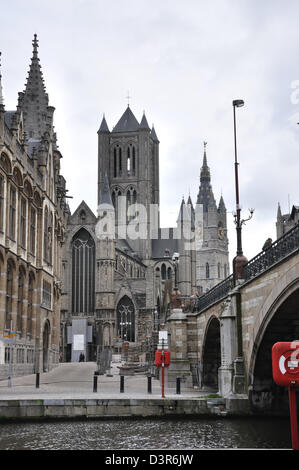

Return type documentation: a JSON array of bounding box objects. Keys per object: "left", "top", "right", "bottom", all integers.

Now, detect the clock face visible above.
[{"left": 218, "top": 227, "right": 225, "bottom": 239}]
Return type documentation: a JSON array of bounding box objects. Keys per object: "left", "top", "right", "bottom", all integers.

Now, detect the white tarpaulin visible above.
[{"left": 73, "top": 334, "right": 84, "bottom": 351}]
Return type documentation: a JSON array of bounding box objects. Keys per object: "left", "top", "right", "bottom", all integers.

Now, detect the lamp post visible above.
[
  {"left": 233, "top": 99, "right": 244, "bottom": 257},
  {"left": 232, "top": 99, "right": 254, "bottom": 282}
]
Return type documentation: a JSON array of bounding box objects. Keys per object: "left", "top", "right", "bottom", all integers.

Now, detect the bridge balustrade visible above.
[{"left": 193, "top": 222, "right": 299, "bottom": 314}]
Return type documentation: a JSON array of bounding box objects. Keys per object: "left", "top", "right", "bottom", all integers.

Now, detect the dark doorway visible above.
[{"left": 202, "top": 317, "right": 221, "bottom": 391}]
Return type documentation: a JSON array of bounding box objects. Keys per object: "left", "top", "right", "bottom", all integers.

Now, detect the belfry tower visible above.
[{"left": 196, "top": 143, "right": 229, "bottom": 292}]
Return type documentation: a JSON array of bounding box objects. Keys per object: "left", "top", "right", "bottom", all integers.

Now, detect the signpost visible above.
[
  {"left": 272, "top": 341, "right": 299, "bottom": 450},
  {"left": 155, "top": 331, "right": 171, "bottom": 398}
]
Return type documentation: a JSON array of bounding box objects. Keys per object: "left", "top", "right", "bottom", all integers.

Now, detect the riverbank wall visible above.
[{"left": 0, "top": 396, "right": 254, "bottom": 420}]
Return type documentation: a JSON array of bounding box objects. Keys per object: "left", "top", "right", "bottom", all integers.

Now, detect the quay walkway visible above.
[{"left": 0, "top": 362, "right": 249, "bottom": 420}]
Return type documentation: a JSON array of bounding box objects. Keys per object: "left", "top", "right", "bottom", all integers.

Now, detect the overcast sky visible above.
[{"left": 1, "top": 0, "right": 299, "bottom": 264}]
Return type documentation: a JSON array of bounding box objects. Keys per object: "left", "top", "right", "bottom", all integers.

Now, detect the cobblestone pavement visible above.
[{"left": 0, "top": 362, "right": 208, "bottom": 400}]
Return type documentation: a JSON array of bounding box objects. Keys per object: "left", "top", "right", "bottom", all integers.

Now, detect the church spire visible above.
[
  {"left": 139, "top": 111, "right": 150, "bottom": 130},
  {"left": 150, "top": 125, "right": 159, "bottom": 142},
  {"left": 98, "top": 114, "right": 110, "bottom": 133},
  {"left": 196, "top": 141, "right": 216, "bottom": 211},
  {"left": 277, "top": 202, "right": 283, "bottom": 221},
  {"left": 22, "top": 34, "right": 51, "bottom": 139}
]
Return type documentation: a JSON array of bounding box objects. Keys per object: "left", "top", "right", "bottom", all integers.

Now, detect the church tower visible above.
[
  {"left": 196, "top": 143, "right": 229, "bottom": 293},
  {"left": 97, "top": 105, "right": 160, "bottom": 261},
  {"left": 95, "top": 173, "right": 116, "bottom": 346}
]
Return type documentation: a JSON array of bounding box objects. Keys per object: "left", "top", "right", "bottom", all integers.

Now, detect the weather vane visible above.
[{"left": 126, "top": 91, "right": 131, "bottom": 107}]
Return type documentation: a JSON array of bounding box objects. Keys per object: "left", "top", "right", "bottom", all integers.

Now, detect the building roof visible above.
[
  {"left": 150, "top": 126, "right": 159, "bottom": 142},
  {"left": 112, "top": 106, "right": 140, "bottom": 133},
  {"left": 4, "top": 111, "right": 15, "bottom": 128},
  {"left": 98, "top": 115, "right": 110, "bottom": 133},
  {"left": 139, "top": 112, "right": 150, "bottom": 130}
]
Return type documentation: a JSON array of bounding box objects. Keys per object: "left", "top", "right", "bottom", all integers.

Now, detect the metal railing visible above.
[
  {"left": 193, "top": 274, "right": 234, "bottom": 314},
  {"left": 193, "top": 222, "right": 299, "bottom": 314},
  {"left": 243, "top": 222, "right": 299, "bottom": 281}
]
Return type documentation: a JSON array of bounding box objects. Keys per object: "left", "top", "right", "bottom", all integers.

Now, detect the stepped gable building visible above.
[
  {"left": 62, "top": 104, "right": 229, "bottom": 362},
  {"left": 0, "top": 36, "right": 69, "bottom": 378}
]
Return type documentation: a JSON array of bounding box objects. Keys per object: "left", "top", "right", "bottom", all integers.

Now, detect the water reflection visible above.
[{"left": 0, "top": 417, "right": 291, "bottom": 450}]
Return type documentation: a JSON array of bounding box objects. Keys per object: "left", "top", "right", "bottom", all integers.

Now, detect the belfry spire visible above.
[{"left": 196, "top": 141, "right": 216, "bottom": 211}]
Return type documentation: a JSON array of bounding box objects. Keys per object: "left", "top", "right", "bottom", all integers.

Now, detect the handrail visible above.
[{"left": 193, "top": 222, "right": 299, "bottom": 314}]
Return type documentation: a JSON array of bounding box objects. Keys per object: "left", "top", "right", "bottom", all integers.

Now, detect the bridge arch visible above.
[
  {"left": 201, "top": 316, "right": 221, "bottom": 391},
  {"left": 249, "top": 272, "right": 299, "bottom": 412}
]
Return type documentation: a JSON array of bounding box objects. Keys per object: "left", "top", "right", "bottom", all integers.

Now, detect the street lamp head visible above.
[{"left": 233, "top": 99, "right": 245, "bottom": 108}]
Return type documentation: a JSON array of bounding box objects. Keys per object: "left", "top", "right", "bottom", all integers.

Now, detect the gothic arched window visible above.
[
  {"left": 43, "top": 207, "right": 48, "bottom": 262},
  {"left": 127, "top": 147, "right": 131, "bottom": 176},
  {"left": 206, "top": 262, "right": 210, "bottom": 279},
  {"left": 17, "top": 267, "right": 25, "bottom": 332},
  {"left": 161, "top": 263, "right": 166, "bottom": 280},
  {"left": 6, "top": 261, "right": 13, "bottom": 330},
  {"left": 113, "top": 148, "right": 117, "bottom": 178},
  {"left": 27, "top": 272, "right": 34, "bottom": 336},
  {"left": 118, "top": 148, "right": 122, "bottom": 176},
  {"left": 72, "top": 228, "right": 95, "bottom": 313},
  {"left": 132, "top": 147, "right": 136, "bottom": 176},
  {"left": 117, "top": 296, "right": 135, "bottom": 342}
]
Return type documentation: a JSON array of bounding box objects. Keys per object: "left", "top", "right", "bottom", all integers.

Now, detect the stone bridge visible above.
[{"left": 171, "top": 222, "right": 299, "bottom": 412}]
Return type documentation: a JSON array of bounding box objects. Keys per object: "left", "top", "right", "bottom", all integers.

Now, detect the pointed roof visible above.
[
  {"left": 177, "top": 196, "right": 193, "bottom": 225},
  {"left": 112, "top": 106, "right": 140, "bottom": 133},
  {"left": 99, "top": 172, "right": 113, "bottom": 206},
  {"left": 150, "top": 125, "right": 159, "bottom": 142},
  {"left": 277, "top": 202, "right": 282, "bottom": 219},
  {"left": 70, "top": 200, "right": 97, "bottom": 223},
  {"left": 187, "top": 195, "right": 195, "bottom": 230},
  {"left": 177, "top": 197, "right": 186, "bottom": 225},
  {"left": 218, "top": 195, "right": 226, "bottom": 212},
  {"left": 98, "top": 114, "right": 110, "bottom": 133},
  {"left": 22, "top": 34, "right": 50, "bottom": 139},
  {"left": 0, "top": 52, "right": 4, "bottom": 108},
  {"left": 196, "top": 142, "right": 216, "bottom": 212},
  {"left": 139, "top": 112, "right": 150, "bottom": 130}
]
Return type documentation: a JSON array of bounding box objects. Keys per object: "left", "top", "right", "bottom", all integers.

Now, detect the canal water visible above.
[{"left": 0, "top": 417, "right": 292, "bottom": 450}]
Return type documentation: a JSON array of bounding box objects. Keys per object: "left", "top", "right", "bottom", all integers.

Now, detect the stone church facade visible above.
[
  {"left": 61, "top": 107, "right": 230, "bottom": 362},
  {"left": 0, "top": 37, "right": 69, "bottom": 378},
  {"left": 0, "top": 36, "right": 230, "bottom": 373}
]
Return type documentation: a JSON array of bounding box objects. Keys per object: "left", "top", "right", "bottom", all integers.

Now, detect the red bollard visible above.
[
  {"left": 161, "top": 351, "right": 165, "bottom": 399},
  {"left": 155, "top": 348, "right": 170, "bottom": 399}
]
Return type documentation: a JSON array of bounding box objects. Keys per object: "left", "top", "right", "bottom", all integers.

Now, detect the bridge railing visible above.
[
  {"left": 193, "top": 274, "right": 234, "bottom": 314},
  {"left": 243, "top": 221, "right": 299, "bottom": 281},
  {"left": 193, "top": 222, "right": 299, "bottom": 314}
]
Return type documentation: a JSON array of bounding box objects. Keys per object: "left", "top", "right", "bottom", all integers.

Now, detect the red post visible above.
[
  {"left": 288, "top": 385, "right": 299, "bottom": 450},
  {"left": 161, "top": 349, "right": 165, "bottom": 398}
]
